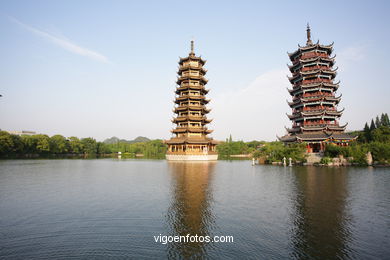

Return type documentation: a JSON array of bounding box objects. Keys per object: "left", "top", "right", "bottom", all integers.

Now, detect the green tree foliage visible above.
[
  {"left": 35, "top": 135, "right": 50, "bottom": 153},
  {"left": 81, "top": 138, "right": 97, "bottom": 154},
  {"left": 370, "top": 119, "right": 376, "bottom": 131},
  {"left": 216, "top": 136, "right": 260, "bottom": 158},
  {"left": 0, "top": 132, "right": 167, "bottom": 158},
  {"left": 69, "top": 137, "right": 83, "bottom": 154},
  {"left": 252, "top": 142, "right": 306, "bottom": 163},
  {"left": 21, "top": 135, "right": 38, "bottom": 153},
  {"left": 50, "top": 135, "right": 69, "bottom": 154},
  {"left": 327, "top": 113, "right": 390, "bottom": 164},
  {"left": 0, "top": 131, "right": 14, "bottom": 154}
]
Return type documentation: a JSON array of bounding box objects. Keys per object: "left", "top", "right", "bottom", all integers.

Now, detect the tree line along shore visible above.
[{"left": 1, "top": 113, "right": 389, "bottom": 165}]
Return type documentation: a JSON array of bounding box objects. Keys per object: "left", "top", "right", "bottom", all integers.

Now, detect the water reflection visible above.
[
  {"left": 166, "top": 162, "right": 216, "bottom": 259},
  {"left": 290, "top": 167, "right": 353, "bottom": 260}
]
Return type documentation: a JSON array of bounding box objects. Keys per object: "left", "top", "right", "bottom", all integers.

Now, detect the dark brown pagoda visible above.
[
  {"left": 279, "top": 24, "right": 356, "bottom": 153},
  {"left": 165, "top": 40, "right": 218, "bottom": 160}
]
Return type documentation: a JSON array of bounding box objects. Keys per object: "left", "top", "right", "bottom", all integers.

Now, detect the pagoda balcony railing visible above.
[
  {"left": 181, "top": 72, "right": 202, "bottom": 77},
  {"left": 298, "top": 78, "right": 331, "bottom": 85},
  {"left": 177, "top": 75, "right": 208, "bottom": 82},
  {"left": 179, "top": 64, "right": 206, "bottom": 71},
  {"left": 301, "top": 65, "right": 331, "bottom": 72},
  {"left": 303, "top": 121, "right": 339, "bottom": 126},
  {"left": 177, "top": 85, "right": 206, "bottom": 90},
  {"left": 302, "top": 92, "right": 334, "bottom": 98},
  {"left": 166, "top": 151, "right": 218, "bottom": 155},
  {"left": 301, "top": 106, "right": 336, "bottom": 112},
  {"left": 299, "top": 52, "right": 328, "bottom": 60},
  {"left": 173, "top": 115, "right": 209, "bottom": 121},
  {"left": 177, "top": 94, "right": 206, "bottom": 100},
  {"left": 176, "top": 125, "right": 204, "bottom": 129}
]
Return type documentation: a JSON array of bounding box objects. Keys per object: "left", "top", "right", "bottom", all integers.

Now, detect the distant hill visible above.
[{"left": 103, "top": 136, "right": 151, "bottom": 144}]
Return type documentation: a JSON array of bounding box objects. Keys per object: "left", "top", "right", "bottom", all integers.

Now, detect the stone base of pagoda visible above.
[{"left": 166, "top": 153, "right": 218, "bottom": 161}]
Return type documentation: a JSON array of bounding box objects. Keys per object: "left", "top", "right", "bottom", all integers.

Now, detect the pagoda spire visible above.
[
  {"left": 190, "top": 39, "right": 194, "bottom": 55},
  {"left": 306, "top": 23, "right": 313, "bottom": 46}
]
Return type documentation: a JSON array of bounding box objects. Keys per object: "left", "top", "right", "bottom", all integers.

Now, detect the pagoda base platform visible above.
[{"left": 166, "top": 154, "right": 218, "bottom": 161}]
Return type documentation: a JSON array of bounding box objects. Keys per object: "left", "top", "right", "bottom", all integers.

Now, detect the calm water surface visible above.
[{"left": 0, "top": 160, "right": 389, "bottom": 259}]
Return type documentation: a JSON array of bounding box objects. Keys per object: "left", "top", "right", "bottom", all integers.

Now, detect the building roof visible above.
[{"left": 279, "top": 131, "right": 357, "bottom": 142}]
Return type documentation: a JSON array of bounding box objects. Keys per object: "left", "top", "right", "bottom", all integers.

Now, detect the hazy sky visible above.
[{"left": 0, "top": 0, "right": 389, "bottom": 141}]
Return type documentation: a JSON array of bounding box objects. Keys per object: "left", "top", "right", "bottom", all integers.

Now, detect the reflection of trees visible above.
[
  {"left": 166, "top": 162, "right": 216, "bottom": 259},
  {"left": 290, "top": 167, "right": 352, "bottom": 260}
]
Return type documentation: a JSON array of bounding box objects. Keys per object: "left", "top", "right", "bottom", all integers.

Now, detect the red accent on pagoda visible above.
[{"left": 279, "top": 25, "right": 356, "bottom": 153}]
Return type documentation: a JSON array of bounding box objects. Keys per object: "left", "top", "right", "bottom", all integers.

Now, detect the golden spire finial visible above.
[{"left": 306, "top": 23, "right": 313, "bottom": 45}]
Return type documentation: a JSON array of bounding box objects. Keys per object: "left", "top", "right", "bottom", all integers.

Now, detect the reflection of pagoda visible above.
[
  {"left": 279, "top": 25, "right": 356, "bottom": 153},
  {"left": 290, "top": 167, "right": 352, "bottom": 259},
  {"left": 165, "top": 41, "right": 218, "bottom": 161},
  {"left": 166, "top": 162, "right": 216, "bottom": 258}
]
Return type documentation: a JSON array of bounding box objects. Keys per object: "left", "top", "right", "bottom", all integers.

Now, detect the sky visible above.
[{"left": 0, "top": 0, "right": 389, "bottom": 141}]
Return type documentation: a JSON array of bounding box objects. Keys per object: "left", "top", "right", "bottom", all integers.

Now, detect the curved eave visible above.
[
  {"left": 285, "top": 126, "right": 301, "bottom": 133},
  {"left": 297, "top": 56, "right": 336, "bottom": 64},
  {"left": 300, "top": 69, "right": 337, "bottom": 76},
  {"left": 288, "top": 42, "right": 334, "bottom": 59},
  {"left": 175, "top": 86, "right": 209, "bottom": 95},
  {"left": 178, "top": 65, "right": 207, "bottom": 73},
  {"left": 171, "top": 127, "right": 211, "bottom": 133},
  {"left": 179, "top": 55, "right": 206, "bottom": 65},
  {"left": 176, "top": 76, "right": 208, "bottom": 85}
]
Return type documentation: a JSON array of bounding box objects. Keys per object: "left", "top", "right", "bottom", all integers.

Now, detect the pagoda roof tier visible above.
[
  {"left": 301, "top": 123, "right": 348, "bottom": 131},
  {"left": 287, "top": 109, "right": 343, "bottom": 120},
  {"left": 171, "top": 127, "right": 212, "bottom": 134},
  {"left": 299, "top": 67, "right": 337, "bottom": 76},
  {"left": 288, "top": 56, "right": 335, "bottom": 71},
  {"left": 173, "top": 105, "right": 211, "bottom": 113},
  {"left": 288, "top": 42, "right": 334, "bottom": 60},
  {"left": 165, "top": 137, "right": 218, "bottom": 145},
  {"left": 285, "top": 126, "right": 301, "bottom": 133},
  {"left": 175, "top": 95, "right": 210, "bottom": 104},
  {"left": 288, "top": 71, "right": 337, "bottom": 83},
  {"left": 176, "top": 85, "right": 209, "bottom": 94},
  {"left": 301, "top": 108, "right": 344, "bottom": 117},
  {"left": 178, "top": 64, "right": 207, "bottom": 73},
  {"left": 278, "top": 132, "right": 356, "bottom": 143},
  {"left": 288, "top": 82, "right": 339, "bottom": 95},
  {"left": 287, "top": 95, "right": 341, "bottom": 107},
  {"left": 179, "top": 54, "right": 206, "bottom": 65},
  {"left": 176, "top": 75, "right": 208, "bottom": 85},
  {"left": 293, "top": 78, "right": 340, "bottom": 88},
  {"left": 172, "top": 116, "right": 212, "bottom": 123}
]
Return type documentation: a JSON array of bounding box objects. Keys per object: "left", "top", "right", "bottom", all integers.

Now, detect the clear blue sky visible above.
[{"left": 0, "top": 0, "right": 389, "bottom": 141}]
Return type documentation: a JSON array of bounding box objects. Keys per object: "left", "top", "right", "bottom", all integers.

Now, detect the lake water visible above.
[{"left": 0, "top": 159, "right": 389, "bottom": 259}]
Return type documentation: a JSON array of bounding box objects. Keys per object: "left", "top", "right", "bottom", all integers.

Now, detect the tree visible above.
[
  {"left": 50, "top": 135, "right": 69, "bottom": 154},
  {"left": 0, "top": 131, "right": 14, "bottom": 154},
  {"left": 35, "top": 135, "right": 50, "bottom": 153},
  {"left": 10, "top": 134, "right": 23, "bottom": 153},
  {"left": 81, "top": 137, "right": 97, "bottom": 154},
  {"left": 381, "top": 113, "right": 390, "bottom": 127},
  {"left": 370, "top": 119, "right": 376, "bottom": 130},
  {"left": 363, "top": 122, "right": 370, "bottom": 142},
  {"left": 375, "top": 116, "right": 382, "bottom": 128},
  {"left": 97, "top": 142, "right": 111, "bottom": 154},
  {"left": 21, "top": 135, "right": 38, "bottom": 153},
  {"left": 69, "top": 137, "right": 83, "bottom": 154}
]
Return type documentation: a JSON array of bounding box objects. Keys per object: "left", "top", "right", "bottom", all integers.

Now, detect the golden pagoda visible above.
[{"left": 165, "top": 40, "right": 218, "bottom": 161}]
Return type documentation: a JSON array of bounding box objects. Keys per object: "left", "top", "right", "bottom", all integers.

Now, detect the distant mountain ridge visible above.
[{"left": 103, "top": 136, "right": 151, "bottom": 144}]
